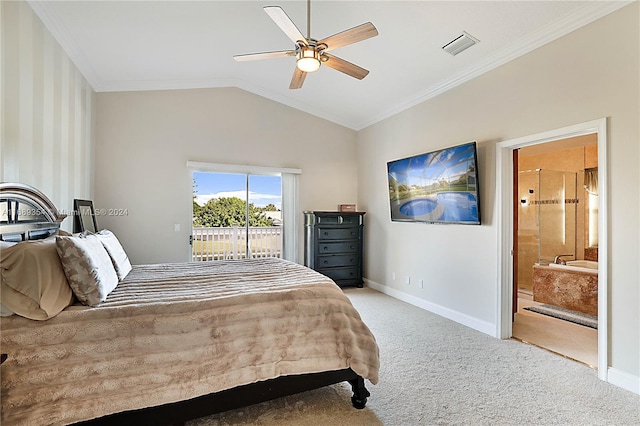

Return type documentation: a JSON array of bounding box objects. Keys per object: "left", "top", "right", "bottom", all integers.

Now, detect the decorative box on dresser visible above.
[{"left": 304, "top": 211, "right": 365, "bottom": 288}]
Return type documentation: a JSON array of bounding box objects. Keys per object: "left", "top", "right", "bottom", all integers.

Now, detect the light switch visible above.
[{"left": 174, "top": 224, "right": 180, "bottom": 232}]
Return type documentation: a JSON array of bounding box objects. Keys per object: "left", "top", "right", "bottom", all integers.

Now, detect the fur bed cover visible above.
[{"left": 0, "top": 258, "right": 379, "bottom": 425}]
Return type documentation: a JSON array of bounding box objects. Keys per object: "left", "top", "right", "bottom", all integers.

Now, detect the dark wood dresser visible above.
[{"left": 303, "top": 211, "right": 365, "bottom": 288}]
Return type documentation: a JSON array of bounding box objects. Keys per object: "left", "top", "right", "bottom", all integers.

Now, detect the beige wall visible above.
[
  {"left": 357, "top": 3, "right": 639, "bottom": 379},
  {"left": 1, "top": 1, "right": 94, "bottom": 230},
  {"left": 95, "top": 88, "right": 358, "bottom": 264}
]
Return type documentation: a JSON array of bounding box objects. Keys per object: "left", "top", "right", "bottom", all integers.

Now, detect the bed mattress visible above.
[{"left": 0, "top": 258, "right": 379, "bottom": 425}]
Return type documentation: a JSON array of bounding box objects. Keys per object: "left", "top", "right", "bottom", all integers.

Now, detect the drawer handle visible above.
[
  {"left": 323, "top": 246, "right": 328, "bottom": 250},
  {"left": 323, "top": 260, "right": 329, "bottom": 264},
  {"left": 350, "top": 245, "right": 355, "bottom": 249},
  {"left": 324, "top": 232, "right": 329, "bottom": 236},
  {"left": 350, "top": 272, "right": 355, "bottom": 276}
]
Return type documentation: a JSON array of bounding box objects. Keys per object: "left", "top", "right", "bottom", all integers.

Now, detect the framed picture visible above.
[{"left": 73, "top": 199, "right": 98, "bottom": 233}]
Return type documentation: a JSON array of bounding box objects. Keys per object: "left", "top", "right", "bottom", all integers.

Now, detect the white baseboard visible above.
[
  {"left": 607, "top": 367, "right": 640, "bottom": 395},
  {"left": 364, "top": 278, "right": 496, "bottom": 337}
]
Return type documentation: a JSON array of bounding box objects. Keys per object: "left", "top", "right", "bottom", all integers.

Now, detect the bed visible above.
[{"left": 0, "top": 183, "right": 379, "bottom": 425}]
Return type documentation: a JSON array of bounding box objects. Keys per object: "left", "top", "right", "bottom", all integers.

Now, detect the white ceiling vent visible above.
[{"left": 442, "top": 31, "right": 479, "bottom": 56}]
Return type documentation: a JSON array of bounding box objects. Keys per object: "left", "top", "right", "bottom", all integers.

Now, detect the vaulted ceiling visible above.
[{"left": 29, "top": 1, "right": 631, "bottom": 130}]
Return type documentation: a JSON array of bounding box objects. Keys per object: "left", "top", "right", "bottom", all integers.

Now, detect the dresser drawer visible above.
[
  {"left": 318, "top": 267, "right": 360, "bottom": 282},
  {"left": 317, "top": 241, "right": 359, "bottom": 254},
  {"left": 316, "top": 228, "right": 359, "bottom": 241},
  {"left": 317, "top": 254, "right": 360, "bottom": 268},
  {"left": 315, "top": 214, "right": 362, "bottom": 226}
]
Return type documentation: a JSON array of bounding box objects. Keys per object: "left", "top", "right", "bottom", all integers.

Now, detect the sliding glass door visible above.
[{"left": 192, "top": 171, "right": 282, "bottom": 261}]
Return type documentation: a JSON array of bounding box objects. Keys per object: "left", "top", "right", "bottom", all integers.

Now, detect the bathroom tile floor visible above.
[{"left": 512, "top": 295, "right": 598, "bottom": 368}]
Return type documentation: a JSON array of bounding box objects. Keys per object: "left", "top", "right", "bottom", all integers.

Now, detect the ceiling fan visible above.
[{"left": 233, "top": 0, "right": 378, "bottom": 89}]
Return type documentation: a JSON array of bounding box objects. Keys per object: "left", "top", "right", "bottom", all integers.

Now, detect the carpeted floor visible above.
[{"left": 187, "top": 287, "right": 640, "bottom": 425}]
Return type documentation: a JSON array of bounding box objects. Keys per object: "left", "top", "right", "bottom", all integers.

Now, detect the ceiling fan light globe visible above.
[
  {"left": 296, "top": 46, "right": 321, "bottom": 72},
  {"left": 297, "top": 57, "right": 320, "bottom": 72}
]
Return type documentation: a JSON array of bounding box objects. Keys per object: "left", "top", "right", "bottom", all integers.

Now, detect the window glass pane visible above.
[
  {"left": 192, "top": 172, "right": 282, "bottom": 261},
  {"left": 193, "top": 172, "right": 246, "bottom": 260},
  {"left": 248, "top": 175, "right": 282, "bottom": 258}
]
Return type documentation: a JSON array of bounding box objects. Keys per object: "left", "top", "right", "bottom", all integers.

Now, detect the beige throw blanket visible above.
[{"left": 1, "top": 258, "right": 379, "bottom": 425}]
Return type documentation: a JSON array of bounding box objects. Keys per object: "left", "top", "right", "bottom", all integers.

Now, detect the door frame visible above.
[{"left": 496, "top": 117, "right": 608, "bottom": 380}]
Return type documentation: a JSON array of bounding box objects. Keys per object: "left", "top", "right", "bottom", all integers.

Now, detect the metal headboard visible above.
[{"left": 0, "top": 183, "right": 67, "bottom": 242}]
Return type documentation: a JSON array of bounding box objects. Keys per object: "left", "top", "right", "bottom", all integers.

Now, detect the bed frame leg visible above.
[{"left": 348, "top": 376, "right": 370, "bottom": 409}]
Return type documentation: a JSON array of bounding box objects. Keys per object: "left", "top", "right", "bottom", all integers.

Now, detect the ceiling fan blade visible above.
[
  {"left": 264, "top": 6, "right": 308, "bottom": 46},
  {"left": 289, "top": 67, "right": 307, "bottom": 89},
  {"left": 318, "top": 22, "right": 378, "bottom": 52},
  {"left": 322, "top": 53, "right": 369, "bottom": 80},
  {"left": 234, "top": 50, "right": 296, "bottom": 62}
]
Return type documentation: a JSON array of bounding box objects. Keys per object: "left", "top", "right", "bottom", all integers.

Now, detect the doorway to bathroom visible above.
[
  {"left": 496, "top": 117, "right": 608, "bottom": 380},
  {"left": 512, "top": 135, "right": 599, "bottom": 367}
]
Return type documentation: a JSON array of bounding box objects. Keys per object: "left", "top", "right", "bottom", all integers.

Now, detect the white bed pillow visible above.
[
  {"left": 96, "top": 230, "right": 132, "bottom": 280},
  {"left": 55, "top": 234, "right": 119, "bottom": 307}
]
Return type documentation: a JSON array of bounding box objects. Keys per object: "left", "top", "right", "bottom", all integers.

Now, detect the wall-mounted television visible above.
[{"left": 387, "top": 141, "right": 481, "bottom": 225}]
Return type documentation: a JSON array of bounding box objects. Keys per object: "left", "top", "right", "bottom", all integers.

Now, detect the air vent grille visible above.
[{"left": 443, "top": 31, "right": 479, "bottom": 56}]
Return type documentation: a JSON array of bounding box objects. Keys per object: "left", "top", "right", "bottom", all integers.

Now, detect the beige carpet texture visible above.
[{"left": 188, "top": 288, "right": 640, "bottom": 425}]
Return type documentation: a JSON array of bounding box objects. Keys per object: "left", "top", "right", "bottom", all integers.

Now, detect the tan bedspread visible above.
[{"left": 0, "top": 258, "right": 379, "bottom": 425}]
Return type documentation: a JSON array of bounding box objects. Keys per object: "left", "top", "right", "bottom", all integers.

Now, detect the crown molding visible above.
[
  {"left": 93, "top": 76, "right": 356, "bottom": 128},
  {"left": 95, "top": 78, "right": 237, "bottom": 93},
  {"left": 27, "top": 1, "right": 102, "bottom": 91},
  {"left": 352, "top": 0, "right": 633, "bottom": 131},
  {"left": 28, "top": 0, "right": 633, "bottom": 132},
  {"left": 232, "top": 80, "right": 356, "bottom": 129}
]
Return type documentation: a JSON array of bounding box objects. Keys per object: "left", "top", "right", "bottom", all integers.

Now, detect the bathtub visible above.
[
  {"left": 548, "top": 260, "right": 598, "bottom": 273},
  {"left": 533, "top": 262, "right": 598, "bottom": 316}
]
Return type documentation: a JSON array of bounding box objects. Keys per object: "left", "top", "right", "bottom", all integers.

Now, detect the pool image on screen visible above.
[{"left": 387, "top": 142, "right": 481, "bottom": 225}]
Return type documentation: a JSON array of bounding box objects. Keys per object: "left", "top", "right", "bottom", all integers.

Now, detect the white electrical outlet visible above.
[
  {"left": 419, "top": 279, "right": 424, "bottom": 289},
  {"left": 174, "top": 224, "right": 180, "bottom": 232},
  {"left": 392, "top": 272, "right": 396, "bottom": 280},
  {"left": 405, "top": 276, "right": 410, "bottom": 285}
]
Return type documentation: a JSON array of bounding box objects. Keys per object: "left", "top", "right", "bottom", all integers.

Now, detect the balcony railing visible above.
[{"left": 192, "top": 226, "right": 282, "bottom": 261}]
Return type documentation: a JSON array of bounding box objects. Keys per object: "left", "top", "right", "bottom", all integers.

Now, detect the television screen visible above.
[{"left": 387, "top": 141, "right": 481, "bottom": 225}]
